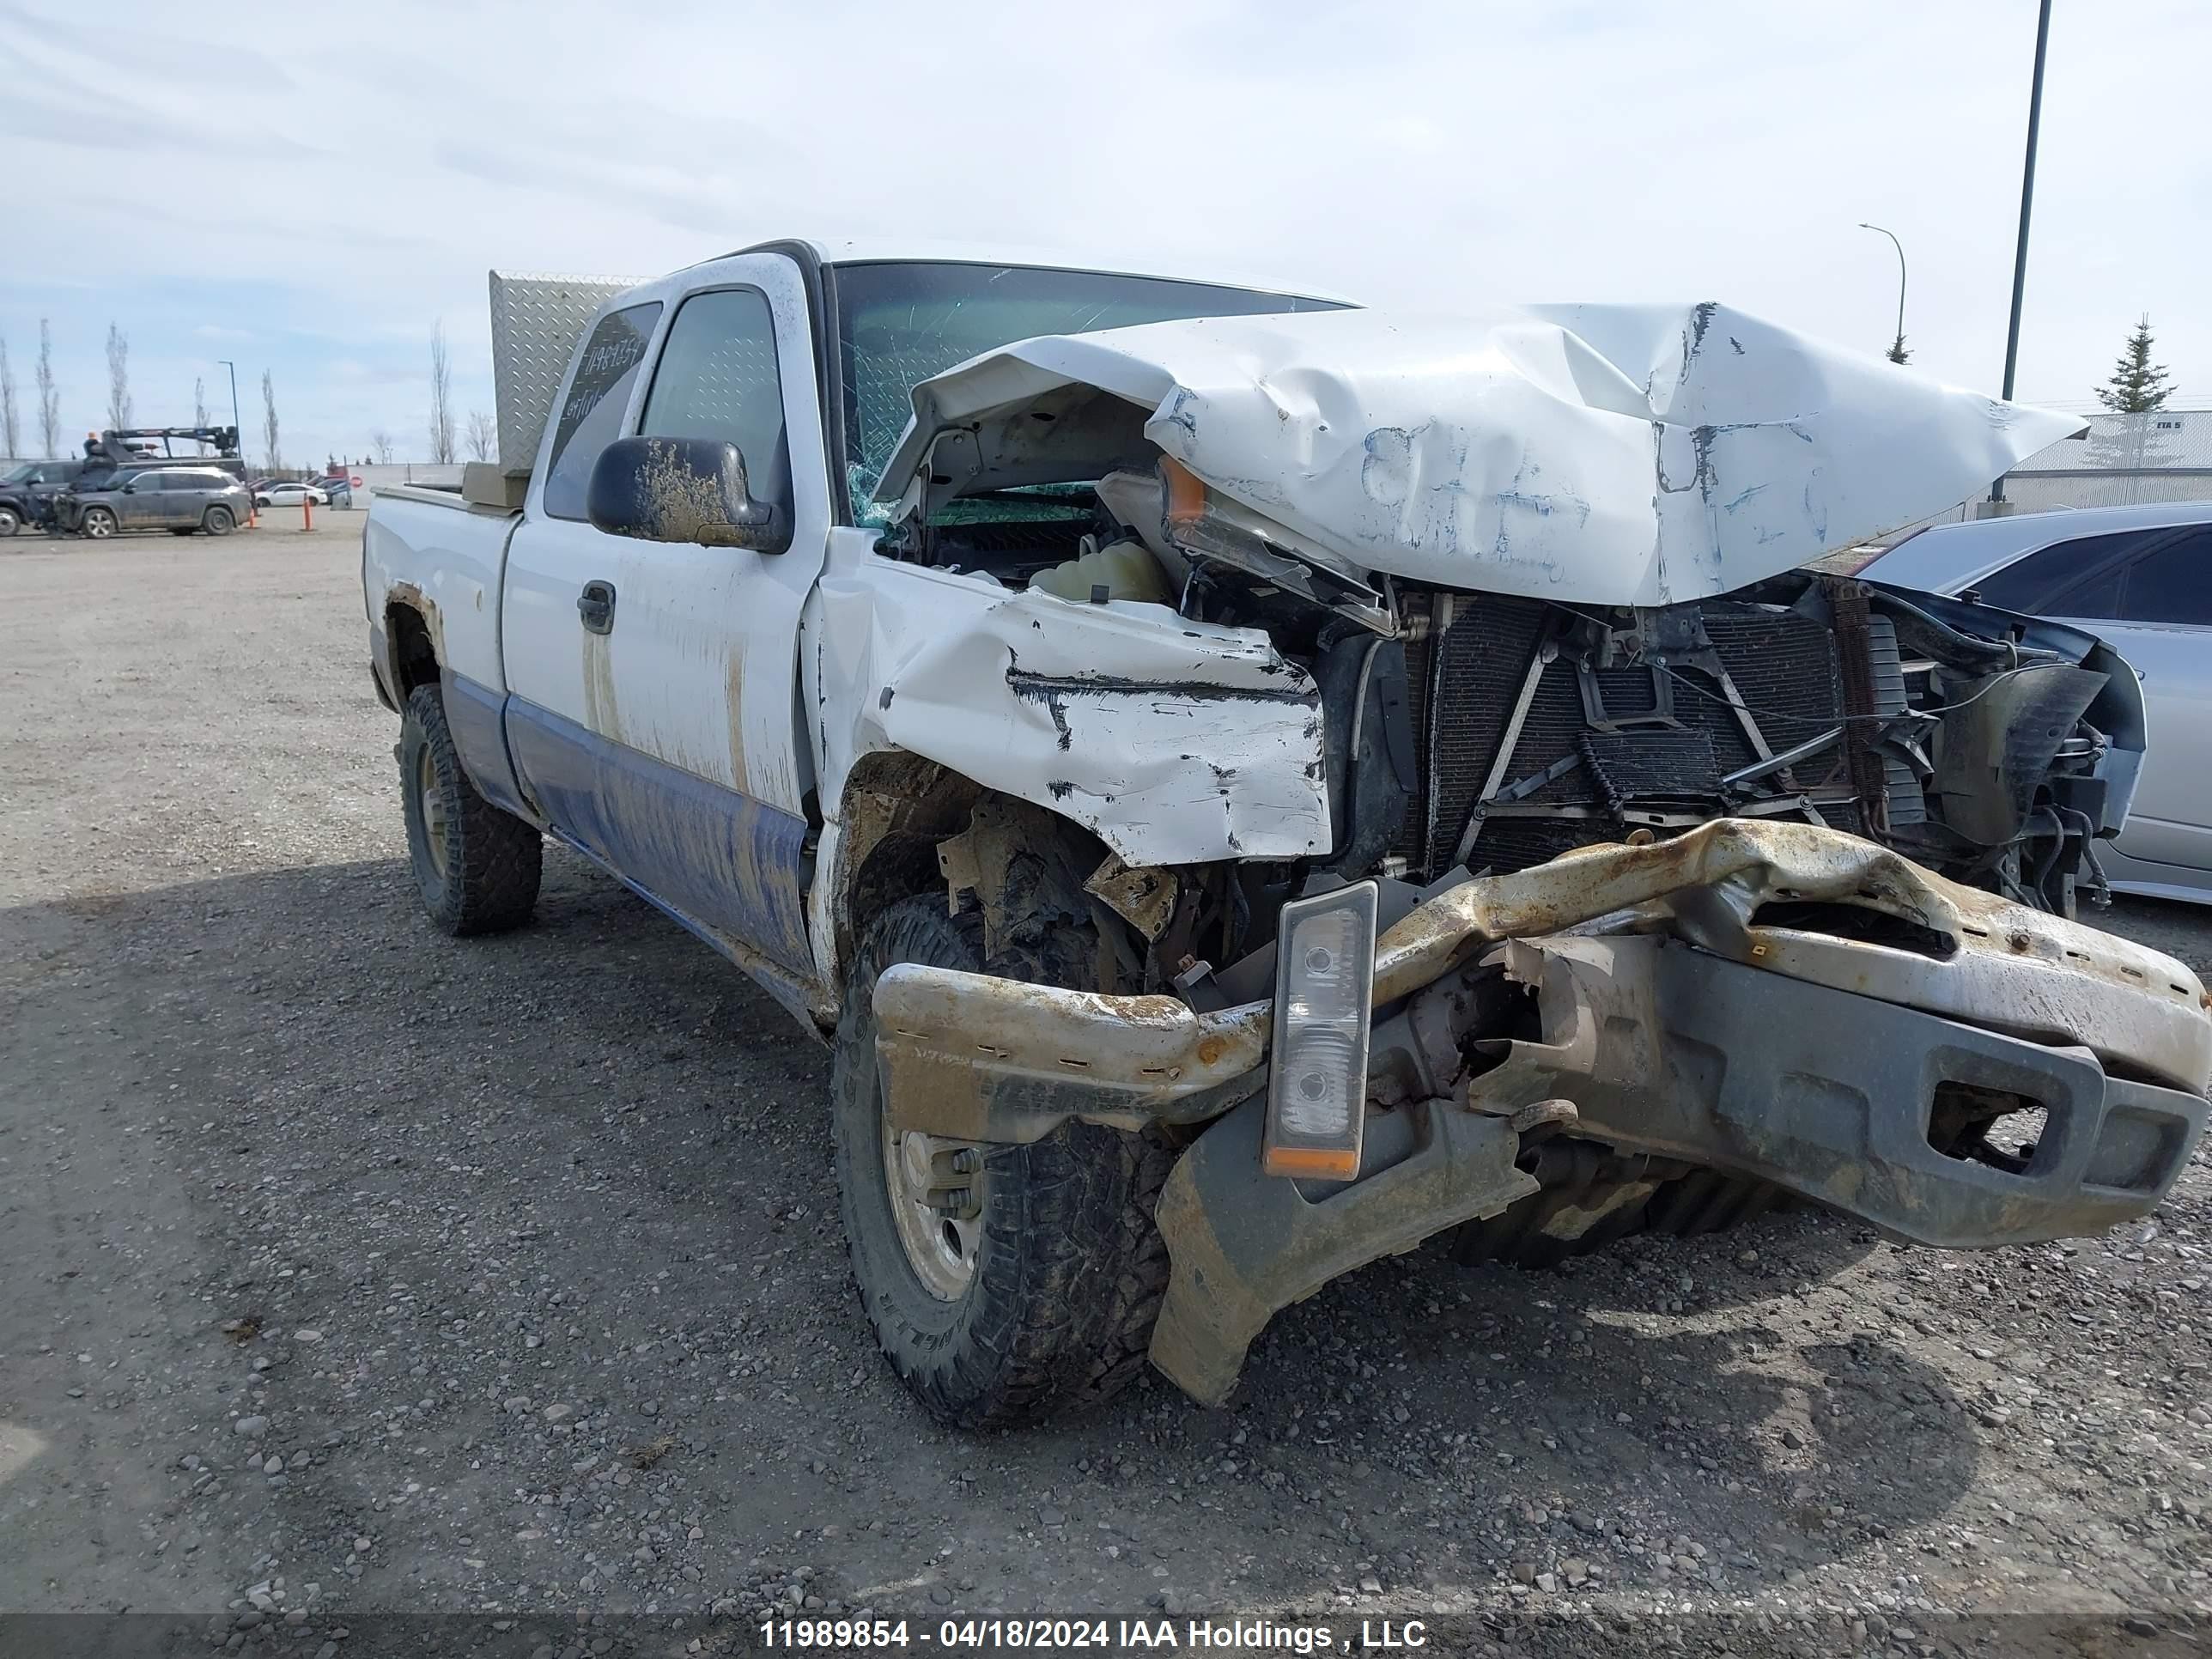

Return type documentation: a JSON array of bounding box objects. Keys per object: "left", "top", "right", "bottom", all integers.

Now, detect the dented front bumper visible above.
[{"left": 873, "top": 820, "right": 2212, "bottom": 1402}]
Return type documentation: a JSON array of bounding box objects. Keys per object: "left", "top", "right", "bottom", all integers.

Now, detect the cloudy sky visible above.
[{"left": 2, "top": 0, "right": 2204, "bottom": 469}]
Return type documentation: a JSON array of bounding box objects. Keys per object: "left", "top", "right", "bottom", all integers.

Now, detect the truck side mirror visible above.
[{"left": 586, "top": 436, "right": 790, "bottom": 555}]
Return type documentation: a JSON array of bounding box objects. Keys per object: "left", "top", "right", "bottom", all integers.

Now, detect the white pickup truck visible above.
[{"left": 363, "top": 240, "right": 2211, "bottom": 1426}]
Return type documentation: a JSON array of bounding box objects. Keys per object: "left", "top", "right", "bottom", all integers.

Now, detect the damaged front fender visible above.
[{"left": 811, "top": 558, "right": 1330, "bottom": 870}]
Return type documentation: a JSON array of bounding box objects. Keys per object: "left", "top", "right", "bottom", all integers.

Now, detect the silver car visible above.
[
  {"left": 63, "top": 466, "right": 252, "bottom": 539},
  {"left": 1860, "top": 501, "right": 2212, "bottom": 903}
]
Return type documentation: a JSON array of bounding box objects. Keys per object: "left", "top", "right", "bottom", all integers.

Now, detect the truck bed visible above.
[
  {"left": 362, "top": 486, "right": 521, "bottom": 696},
  {"left": 373, "top": 482, "right": 517, "bottom": 516}
]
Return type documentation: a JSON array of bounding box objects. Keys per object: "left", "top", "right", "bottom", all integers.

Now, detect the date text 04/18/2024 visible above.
[{"left": 756, "top": 1619, "right": 1432, "bottom": 1650}]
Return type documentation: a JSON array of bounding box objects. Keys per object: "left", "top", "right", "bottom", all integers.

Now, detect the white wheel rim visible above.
[{"left": 879, "top": 1082, "right": 984, "bottom": 1301}]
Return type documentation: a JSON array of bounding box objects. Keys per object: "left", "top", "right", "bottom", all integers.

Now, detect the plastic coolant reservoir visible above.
[{"left": 1026, "top": 537, "right": 1174, "bottom": 606}]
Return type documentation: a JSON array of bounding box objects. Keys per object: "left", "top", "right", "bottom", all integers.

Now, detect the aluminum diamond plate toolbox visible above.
[{"left": 488, "top": 270, "right": 647, "bottom": 475}]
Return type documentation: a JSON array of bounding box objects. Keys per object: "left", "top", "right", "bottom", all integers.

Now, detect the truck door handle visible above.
[{"left": 577, "top": 580, "right": 617, "bottom": 635}]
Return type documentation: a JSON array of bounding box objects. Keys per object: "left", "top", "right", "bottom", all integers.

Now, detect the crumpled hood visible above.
[{"left": 875, "top": 304, "right": 2085, "bottom": 605}]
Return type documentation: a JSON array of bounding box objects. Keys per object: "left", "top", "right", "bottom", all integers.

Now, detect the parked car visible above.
[
  {"left": 362, "top": 244, "right": 2209, "bottom": 1429},
  {"left": 319, "top": 476, "right": 355, "bottom": 507},
  {"left": 255, "top": 480, "right": 330, "bottom": 507},
  {"left": 0, "top": 458, "right": 90, "bottom": 535},
  {"left": 56, "top": 466, "right": 252, "bottom": 538},
  {"left": 1858, "top": 501, "right": 2212, "bottom": 904}
]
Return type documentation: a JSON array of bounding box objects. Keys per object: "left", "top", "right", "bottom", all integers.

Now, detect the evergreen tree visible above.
[{"left": 2097, "top": 315, "right": 2173, "bottom": 413}]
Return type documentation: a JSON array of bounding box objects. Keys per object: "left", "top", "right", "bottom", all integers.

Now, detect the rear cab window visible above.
[{"left": 544, "top": 301, "right": 665, "bottom": 521}]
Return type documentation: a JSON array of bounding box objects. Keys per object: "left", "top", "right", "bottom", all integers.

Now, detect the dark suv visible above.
[
  {"left": 56, "top": 467, "right": 253, "bottom": 538},
  {"left": 0, "top": 459, "right": 90, "bottom": 535}
]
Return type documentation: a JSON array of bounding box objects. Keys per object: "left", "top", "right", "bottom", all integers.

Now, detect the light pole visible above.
[
  {"left": 1858, "top": 223, "right": 1907, "bottom": 363},
  {"left": 216, "top": 359, "right": 241, "bottom": 460},
  {"left": 1992, "top": 0, "right": 2053, "bottom": 504}
]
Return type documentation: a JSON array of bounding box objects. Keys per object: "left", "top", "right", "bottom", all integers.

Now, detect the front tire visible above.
[
  {"left": 398, "top": 684, "right": 542, "bottom": 935},
  {"left": 832, "top": 893, "right": 1171, "bottom": 1430},
  {"left": 81, "top": 507, "right": 118, "bottom": 539},
  {"left": 0, "top": 505, "right": 20, "bottom": 536},
  {"left": 204, "top": 506, "right": 234, "bottom": 536}
]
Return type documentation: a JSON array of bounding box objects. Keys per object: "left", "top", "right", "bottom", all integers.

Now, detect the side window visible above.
[
  {"left": 544, "top": 301, "right": 664, "bottom": 522},
  {"left": 2119, "top": 530, "right": 2212, "bottom": 627},
  {"left": 1972, "top": 529, "right": 2158, "bottom": 613},
  {"left": 638, "top": 287, "right": 792, "bottom": 515}
]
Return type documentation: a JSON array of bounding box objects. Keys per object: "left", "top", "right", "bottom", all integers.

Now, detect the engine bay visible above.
[{"left": 876, "top": 450, "right": 2142, "bottom": 917}]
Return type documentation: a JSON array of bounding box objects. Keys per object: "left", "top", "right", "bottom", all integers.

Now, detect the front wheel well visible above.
[{"left": 828, "top": 757, "right": 1151, "bottom": 1000}]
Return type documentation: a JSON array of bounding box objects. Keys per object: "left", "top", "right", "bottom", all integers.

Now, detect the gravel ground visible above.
[{"left": 4, "top": 525, "right": 2212, "bottom": 1657}]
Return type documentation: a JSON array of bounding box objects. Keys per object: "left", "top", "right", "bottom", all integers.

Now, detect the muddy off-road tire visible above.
[
  {"left": 398, "top": 684, "right": 542, "bottom": 935},
  {"left": 833, "top": 893, "right": 1172, "bottom": 1430}
]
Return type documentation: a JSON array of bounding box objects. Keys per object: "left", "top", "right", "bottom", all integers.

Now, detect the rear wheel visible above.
[
  {"left": 81, "top": 507, "right": 118, "bottom": 539},
  {"left": 398, "top": 684, "right": 541, "bottom": 934},
  {"left": 832, "top": 893, "right": 1171, "bottom": 1430},
  {"left": 203, "top": 506, "right": 234, "bottom": 537}
]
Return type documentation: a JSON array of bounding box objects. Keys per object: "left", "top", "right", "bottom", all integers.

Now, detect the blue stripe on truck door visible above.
[{"left": 502, "top": 696, "right": 814, "bottom": 976}]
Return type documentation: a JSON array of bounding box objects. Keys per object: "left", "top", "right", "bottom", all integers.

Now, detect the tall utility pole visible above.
[
  {"left": 1858, "top": 222, "right": 1908, "bottom": 362},
  {"left": 217, "top": 359, "right": 242, "bottom": 455},
  {"left": 1992, "top": 0, "right": 2053, "bottom": 504}
]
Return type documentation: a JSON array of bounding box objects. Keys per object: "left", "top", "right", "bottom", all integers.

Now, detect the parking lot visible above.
[{"left": 5, "top": 526, "right": 2212, "bottom": 1654}]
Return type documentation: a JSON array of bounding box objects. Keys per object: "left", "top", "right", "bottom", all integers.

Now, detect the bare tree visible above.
[
  {"left": 0, "top": 331, "right": 19, "bottom": 459},
  {"left": 261, "top": 369, "right": 282, "bottom": 473},
  {"left": 465, "top": 409, "right": 497, "bottom": 462},
  {"left": 106, "top": 324, "right": 133, "bottom": 430},
  {"left": 428, "top": 323, "right": 456, "bottom": 464},
  {"left": 193, "top": 377, "right": 210, "bottom": 452},
  {"left": 369, "top": 430, "right": 395, "bottom": 465},
  {"left": 37, "top": 319, "right": 60, "bottom": 458}
]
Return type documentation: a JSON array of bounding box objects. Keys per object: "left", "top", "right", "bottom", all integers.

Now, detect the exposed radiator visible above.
[{"left": 1395, "top": 593, "right": 1921, "bottom": 880}]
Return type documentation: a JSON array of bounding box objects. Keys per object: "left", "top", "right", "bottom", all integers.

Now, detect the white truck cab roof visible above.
[{"left": 728, "top": 237, "right": 1356, "bottom": 307}]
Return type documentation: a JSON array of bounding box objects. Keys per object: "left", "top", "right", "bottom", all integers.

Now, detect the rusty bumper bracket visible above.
[
  {"left": 1147, "top": 1097, "right": 1537, "bottom": 1406},
  {"left": 875, "top": 820, "right": 2209, "bottom": 1153},
  {"left": 1489, "top": 933, "right": 2211, "bottom": 1249},
  {"left": 872, "top": 964, "right": 1269, "bottom": 1142}
]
